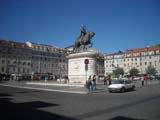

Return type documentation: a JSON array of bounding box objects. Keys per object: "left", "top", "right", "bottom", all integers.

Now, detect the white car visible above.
[{"left": 108, "top": 80, "right": 135, "bottom": 93}]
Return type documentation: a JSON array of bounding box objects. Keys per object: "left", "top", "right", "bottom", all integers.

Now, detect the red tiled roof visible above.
[
  {"left": 125, "top": 46, "right": 160, "bottom": 54},
  {"left": 0, "top": 39, "right": 27, "bottom": 47}
]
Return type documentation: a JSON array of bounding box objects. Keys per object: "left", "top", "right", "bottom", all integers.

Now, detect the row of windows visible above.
[
  {"left": 1, "top": 67, "right": 30, "bottom": 73},
  {"left": 106, "top": 56, "right": 160, "bottom": 63},
  {"left": 0, "top": 48, "right": 31, "bottom": 54},
  {"left": 32, "top": 51, "right": 65, "bottom": 57},
  {"left": 33, "top": 45, "right": 53, "bottom": 51},
  {"left": 1, "top": 58, "right": 67, "bottom": 65},
  {"left": 31, "top": 63, "right": 59, "bottom": 68},
  {"left": 106, "top": 60, "right": 160, "bottom": 68},
  {"left": 106, "top": 51, "right": 160, "bottom": 59},
  {"left": 0, "top": 49, "right": 64, "bottom": 58},
  {"left": 0, "top": 54, "right": 31, "bottom": 60},
  {"left": 0, "top": 49, "right": 65, "bottom": 58},
  {"left": 1, "top": 60, "right": 31, "bottom": 66},
  {"left": 31, "top": 63, "right": 67, "bottom": 69},
  {"left": 124, "top": 51, "right": 160, "bottom": 57},
  {"left": 32, "top": 45, "right": 65, "bottom": 53},
  {"left": 32, "top": 56, "right": 66, "bottom": 63}
]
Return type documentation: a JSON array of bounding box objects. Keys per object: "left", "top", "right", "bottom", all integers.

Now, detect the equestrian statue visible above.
[{"left": 74, "top": 26, "right": 95, "bottom": 52}]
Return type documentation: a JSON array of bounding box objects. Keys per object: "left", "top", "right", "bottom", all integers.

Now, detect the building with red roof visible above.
[{"left": 105, "top": 45, "right": 160, "bottom": 76}]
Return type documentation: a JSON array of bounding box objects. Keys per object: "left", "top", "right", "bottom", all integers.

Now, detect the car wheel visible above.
[
  {"left": 109, "top": 90, "right": 112, "bottom": 93},
  {"left": 121, "top": 87, "right": 126, "bottom": 92},
  {"left": 132, "top": 85, "right": 135, "bottom": 90}
]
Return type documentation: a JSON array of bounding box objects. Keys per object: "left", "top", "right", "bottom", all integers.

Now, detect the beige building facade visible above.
[
  {"left": 104, "top": 52, "right": 124, "bottom": 75},
  {"left": 0, "top": 40, "right": 32, "bottom": 80},
  {"left": 26, "top": 42, "right": 68, "bottom": 80},
  {"left": 0, "top": 40, "right": 68, "bottom": 80},
  {"left": 105, "top": 46, "right": 160, "bottom": 76}
]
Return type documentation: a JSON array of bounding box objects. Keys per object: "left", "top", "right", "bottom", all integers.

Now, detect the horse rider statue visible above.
[{"left": 74, "top": 25, "right": 95, "bottom": 52}]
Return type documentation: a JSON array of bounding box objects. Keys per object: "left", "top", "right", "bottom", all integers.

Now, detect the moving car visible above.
[{"left": 108, "top": 79, "right": 135, "bottom": 93}]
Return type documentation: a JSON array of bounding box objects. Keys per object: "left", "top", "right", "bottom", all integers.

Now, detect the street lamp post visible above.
[{"left": 84, "top": 59, "right": 89, "bottom": 82}]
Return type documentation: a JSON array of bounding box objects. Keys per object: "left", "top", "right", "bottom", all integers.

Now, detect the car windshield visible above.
[{"left": 112, "top": 80, "right": 125, "bottom": 84}]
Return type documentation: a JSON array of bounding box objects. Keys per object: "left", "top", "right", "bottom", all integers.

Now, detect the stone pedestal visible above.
[{"left": 67, "top": 51, "right": 99, "bottom": 85}]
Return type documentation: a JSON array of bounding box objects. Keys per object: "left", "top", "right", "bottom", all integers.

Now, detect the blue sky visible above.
[{"left": 0, "top": 0, "right": 160, "bottom": 53}]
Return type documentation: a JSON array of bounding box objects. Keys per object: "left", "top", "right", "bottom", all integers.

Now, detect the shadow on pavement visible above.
[
  {"left": 15, "top": 90, "right": 41, "bottom": 94},
  {"left": 108, "top": 116, "right": 146, "bottom": 120},
  {"left": 0, "top": 93, "right": 78, "bottom": 120},
  {"left": 76, "top": 95, "right": 160, "bottom": 119},
  {"left": 0, "top": 93, "right": 12, "bottom": 97}
]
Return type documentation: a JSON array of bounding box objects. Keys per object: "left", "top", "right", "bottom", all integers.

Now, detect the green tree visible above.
[
  {"left": 129, "top": 67, "right": 139, "bottom": 76},
  {"left": 146, "top": 66, "right": 157, "bottom": 76},
  {"left": 113, "top": 67, "right": 124, "bottom": 77}
]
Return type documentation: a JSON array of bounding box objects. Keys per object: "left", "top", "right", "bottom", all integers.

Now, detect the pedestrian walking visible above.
[
  {"left": 87, "top": 75, "right": 93, "bottom": 92},
  {"left": 66, "top": 76, "right": 69, "bottom": 84},
  {"left": 144, "top": 75, "right": 148, "bottom": 85},
  {"left": 104, "top": 77, "right": 107, "bottom": 85},
  {"left": 86, "top": 76, "right": 90, "bottom": 89},
  {"left": 108, "top": 77, "right": 112, "bottom": 85},
  {"left": 45, "top": 75, "right": 48, "bottom": 82},
  {"left": 141, "top": 76, "right": 144, "bottom": 86},
  {"left": 92, "top": 75, "right": 96, "bottom": 90}
]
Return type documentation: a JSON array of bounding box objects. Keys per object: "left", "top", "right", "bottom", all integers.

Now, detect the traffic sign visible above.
[{"left": 84, "top": 59, "right": 89, "bottom": 64}]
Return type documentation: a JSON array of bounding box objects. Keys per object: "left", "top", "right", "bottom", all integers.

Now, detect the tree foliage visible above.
[
  {"left": 113, "top": 67, "right": 124, "bottom": 77},
  {"left": 146, "top": 66, "right": 157, "bottom": 76},
  {"left": 129, "top": 67, "right": 139, "bottom": 76}
]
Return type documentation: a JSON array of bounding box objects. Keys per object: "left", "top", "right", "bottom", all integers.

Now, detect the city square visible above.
[
  {"left": 1, "top": 0, "right": 160, "bottom": 120},
  {"left": 0, "top": 80, "right": 160, "bottom": 120}
]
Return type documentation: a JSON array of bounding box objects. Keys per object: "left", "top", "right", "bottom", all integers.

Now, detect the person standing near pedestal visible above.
[
  {"left": 108, "top": 76, "right": 112, "bottom": 85},
  {"left": 141, "top": 76, "right": 144, "bottom": 86},
  {"left": 86, "top": 75, "right": 90, "bottom": 89},
  {"left": 92, "top": 75, "right": 96, "bottom": 90},
  {"left": 87, "top": 75, "right": 93, "bottom": 92},
  {"left": 104, "top": 77, "right": 107, "bottom": 85},
  {"left": 45, "top": 75, "right": 48, "bottom": 82}
]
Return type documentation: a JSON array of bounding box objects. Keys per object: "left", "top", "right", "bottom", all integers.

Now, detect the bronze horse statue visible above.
[{"left": 74, "top": 26, "right": 95, "bottom": 51}]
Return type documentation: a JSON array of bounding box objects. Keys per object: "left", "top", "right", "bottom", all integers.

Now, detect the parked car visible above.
[
  {"left": 155, "top": 75, "right": 160, "bottom": 80},
  {"left": 0, "top": 74, "right": 10, "bottom": 81},
  {"left": 108, "top": 80, "right": 135, "bottom": 93}
]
